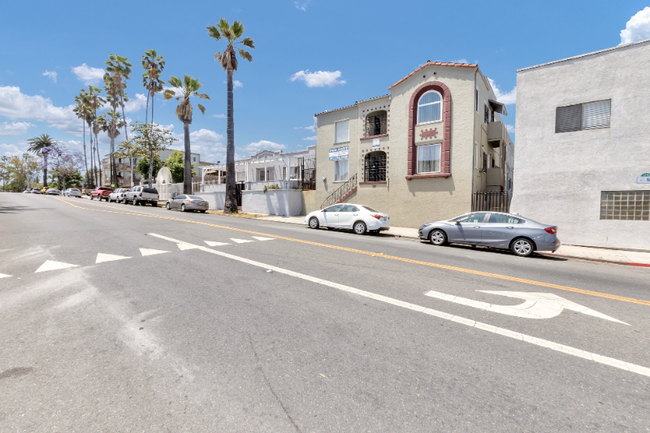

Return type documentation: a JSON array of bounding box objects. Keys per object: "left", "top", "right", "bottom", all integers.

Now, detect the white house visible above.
[{"left": 511, "top": 39, "right": 650, "bottom": 250}]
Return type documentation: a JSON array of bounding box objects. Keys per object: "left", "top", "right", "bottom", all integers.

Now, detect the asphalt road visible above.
[{"left": 1, "top": 192, "right": 649, "bottom": 432}]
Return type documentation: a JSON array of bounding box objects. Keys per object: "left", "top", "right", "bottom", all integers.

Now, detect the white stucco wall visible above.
[
  {"left": 242, "top": 190, "right": 303, "bottom": 216},
  {"left": 511, "top": 40, "right": 650, "bottom": 250}
]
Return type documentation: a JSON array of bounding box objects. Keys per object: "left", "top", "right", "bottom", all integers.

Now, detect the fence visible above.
[{"left": 471, "top": 191, "right": 512, "bottom": 213}]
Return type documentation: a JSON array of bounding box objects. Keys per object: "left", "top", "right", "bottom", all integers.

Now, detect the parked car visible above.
[
  {"left": 30, "top": 188, "right": 42, "bottom": 194},
  {"left": 107, "top": 188, "right": 129, "bottom": 203},
  {"left": 165, "top": 194, "right": 209, "bottom": 212},
  {"left": 90, "top": 186, "right": 114, "bottom": 201},
  {"left": 63, "top": 188, "right": 82, "bottom": 198},
  {"left": 305, "top": 203, "right": 390, "bottom": 235},
  {"left": 124, "top": 186, "right": 159, "bottom": 206},
  {"left": 45, "top": 188, "right": 61, "bottom": 195},
  {"left": 418, "top": 212, "right": 560, "bottom": 257}
]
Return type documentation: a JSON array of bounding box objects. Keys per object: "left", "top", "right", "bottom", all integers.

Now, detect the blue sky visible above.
[{"left": 2, "top": 1, "right": 650, "bottom": 164}]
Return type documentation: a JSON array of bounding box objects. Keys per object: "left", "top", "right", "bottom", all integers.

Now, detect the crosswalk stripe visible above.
[
  {"left": 205, "top": 241, "right": 230, "bottom": 247},
  {"left": 230, "top": 238, "right": 254, "bottom": 244},
  {"left": 35, "top": 260, "right": 79, "bottom": 273},
  {"left": 252, "top": 236, "right": 275, "bottom": 241},
  {"left": 96, "top": 253, "right": 131, "bottom": 264},
  {"left": 178, "top": 243, "right": 200, "bottom": 250},
  {"left": 140, "top": 248, "right": 170, "bottom": 256}
]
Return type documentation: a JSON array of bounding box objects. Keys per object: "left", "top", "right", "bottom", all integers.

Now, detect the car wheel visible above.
[
  {"left": 429, "top": 229, "right": 447, "bottom": 246},
  {"left": 151, "top": 202, "right": 157, "bottom": 207},
  {"left": 132, "top": 198, "right": 138, "bottom": 206},
  {"left": 180, "top": 204, "right": 186, "bottom": 212},
  {"left": 511, "top": 238, "right": 534, "bottom": 257},
  {"left": 353, "top": 221, "right": 367, "bottom": 235},
  {"left": 166, "top": 202, "right": 171, "bottom": 210},
  {"left": 90, "top": 195, "right": 94, "bottom": 200},
  {"left": 200, "top": 210, "right": 206, "bottom": 213},
  {"left": 309, "top": 217, "right": 319, "bottom": 229}
]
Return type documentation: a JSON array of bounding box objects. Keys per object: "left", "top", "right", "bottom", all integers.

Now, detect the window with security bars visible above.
[
  {"left": 556, "top": 100, "right": 611, "bottom": 133},
  {"left": 364, "top": 151, "right": 387, "bottom": 182},
  {"left": 600, "top": 191, "right": 650, "bottom": 221}
]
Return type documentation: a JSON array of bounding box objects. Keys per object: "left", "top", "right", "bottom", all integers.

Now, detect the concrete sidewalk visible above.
[{"left": 258, "top": 215, "right": 650, "bottom": 267}]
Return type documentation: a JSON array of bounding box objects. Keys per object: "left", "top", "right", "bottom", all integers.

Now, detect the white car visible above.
[
  {"left": 63, "top": 188, "right": 82, "bottom": 198},
  {"left": 108, "top": 188, "right": 129, "bottom": 203},
  {"left": 305, "top": 203, "right": 390, "bottom": 235}
]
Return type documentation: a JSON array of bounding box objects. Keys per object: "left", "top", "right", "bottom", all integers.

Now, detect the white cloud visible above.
[
  {"left": 290, "top": 70, "right": 346, "bottom": 87},
  {"left": 302, "top": 136, "right": 317, "bottom": 141},
  {"left": 171, "top": 128, "right": 226, "bottom": 163},
  {"left": 243, "top": 139, "right": 287, "bottom": 154},
  {"left": 294, "top": 1, "right": 310, "bottom": 11},
  {"left": 212, "top": 114, "right": 226, "bottom": 119},
  {"left": 0, "top": 86, "right": 80, "bottom": 134},
  {"left": 620, "top": 7, "right": 650, "bottom": 44},
  {"left": 295, "top": 116, "right": 317, "bottom": 132},
  {"left": 487, "top": 78, "right": 516, "bottom": 105},
  {"left": 0, "top": 142, "right": 25, "bottom": 157},
  {"left": 234, "top": 80, "right": 243, "bottom": 88},
  {"left": 72, "top": 63, "right": 105, "bottom": 85},
  {"left": 0, "top": 121, "right": 35, "bottom": 136},
  {"left": 123, "top": 93, "right": 147, "bottom": 113},
  {"left": 506, "top": 124, "right": 515, "bottom": 134},
  {"left": 42, "top": 70, "right": 57, "bottom": 83},
  {"left": 451, "top": 58, "right": 469, "bottom": 64}
]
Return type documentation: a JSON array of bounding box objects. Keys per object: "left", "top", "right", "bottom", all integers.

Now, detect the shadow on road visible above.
[
  {"left": 418, "top": 241, "right": 569, "bottom": 262},
  {"left": 0, "top": 204, "right": 53, "bottom": 214}
]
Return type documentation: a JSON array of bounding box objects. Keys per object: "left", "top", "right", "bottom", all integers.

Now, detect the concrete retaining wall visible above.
[{"left": 242, "top": 190, "right": 303, "bottom": 216}]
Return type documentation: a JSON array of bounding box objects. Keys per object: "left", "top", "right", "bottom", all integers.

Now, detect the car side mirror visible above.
[{"left": 454, "top": 221, "right": 461, "bottom": 225}]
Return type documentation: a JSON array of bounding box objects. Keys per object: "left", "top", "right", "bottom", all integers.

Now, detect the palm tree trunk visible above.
[
  {"left": 43, "top": 153, "right": 48, "bottom": 187},
  {"left": 119, "top": 99, "right": 132, "bottom": 187},
  {"left": 224, "top": 67, "right": 237, "bottom": 213},
  {"left": 183, "top": 122, "right": 191, "bottom": 194},
  {"left": 95, "top": 128, "right": 102, "bottom": 187},
  {"left": 148, "top": 87, "right": 154, "bottom": 188},
  {"left": 82, "top": 120, "right": 89, "bottom": 186}
]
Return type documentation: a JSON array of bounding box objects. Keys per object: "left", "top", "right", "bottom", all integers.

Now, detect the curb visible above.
[{"left": 538, "top": 252, "right": 650, "bottom": 267}]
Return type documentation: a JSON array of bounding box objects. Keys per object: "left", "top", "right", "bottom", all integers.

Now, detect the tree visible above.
[
  {"left": 142, "top": 50, "right": 166, "bottom": 187},
  {"left": 104, "top": 54, "right": 131, "bottom": 187},
  {"left": 104, "top": 109, "right": 126, "bottom": 186},
  {"left": 86, "top": 86, "right": 106, "bottom": 188},
  {"left": 5, "top": 154, "right": 40, "bottom": 191},
  {"left": 136, "top": 155, "right": 164, "bottom": 180},
  {"left": 49, "top": 145, "right": 83, "bottom": 190},
  {"left": 118, "top": 122, "right": 176, "bottom": 184},
  {"left": 165, "top": 151, "right": 196, "bottom": 184},
  {"left": 164, "top": 75, "right": 209, "bottom": 194},
  {"left": 27, "top": 134, "right": 57, "bottom": 187},
  {"left": 207, "top": 18, "right": 255, "bottom": 213},
  {"left": 0, "top": 155, "right": 9, "bottom": 191},
  {"left": 73, "top": 89, "right": 92, "bottom": 181}
]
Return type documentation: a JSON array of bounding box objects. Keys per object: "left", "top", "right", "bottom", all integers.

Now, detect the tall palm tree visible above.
[
  {"left": 85, "top": 86, "right": 105, "bottom": 187},
  {"left": 207, "top": 18, "right": 255, "bottom": 214},
  {"left": 104, "top": 109, "right": 126, "bottom": 186},
  {"left": 94, "top": 114, "right": 108, "bottom": 185},
  {"left": 27, "top": 134, "right": 57, "bottom": 187},
  {"left": 164, "top": 75, "right": 210, "bottom": 194},
  {"left": 104, "top": 54, "right": 132, "bottom": 186},
  {"left": 73, "top": 89, "right": 91, "bottom": 182},
  {"left": 142, "top": 49, "right": 165, "bottom": 187}
]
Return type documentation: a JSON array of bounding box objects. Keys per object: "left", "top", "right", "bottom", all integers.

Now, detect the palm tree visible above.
[
  {"left": 85, "top": 86, "right": 105, "bottom": 187},
  {"left": 142, "top": 50, "right": 165, "bottom": 187},
  {"left": 164, "top": 75, "right": 210, "bottom": 194},
  {"left": 73, "top": 89, "right": 91, "bottom": 182},
  {"left": 104, "top": 109, "right": 126, "bottom": 186},
  {"left": 207, "top": 18, "right": 255, "bottom": 214},
  {"left": 104, "top": 54, "right": 132, "bottom": 186},
  {"left": 94, "top": 114, "right": 109, "bottom": 185},
  {"left": 27, "top": 134, "right": 57, "bottom": 187}
]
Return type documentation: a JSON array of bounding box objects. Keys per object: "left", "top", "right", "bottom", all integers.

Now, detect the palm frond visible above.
[
  {"left": 168, "top": 75, "right": 183, "bottom": 88},
  {"left": 214, "top": 51, "right": 222, "bottom": 62},
  {"left": 197, "top": 104, "right": 206, "bottom": 115},
  {"left": 231, "top": 20, "right": 244, "bottom": 38},
  {"left": 196, "top": 92, "right": 210, "bottom": 100},
  {"left": 163, "top": 89, "right": 175, "bottom": 100},
  {"left": 240, "top": 37, "right": 255, "bottom": 49},
  {"left": 238, "top": 49, "right": 253, "bottom": 63},
  {"left": 207, "top": 25, "right": 222, "bottom": 40}
]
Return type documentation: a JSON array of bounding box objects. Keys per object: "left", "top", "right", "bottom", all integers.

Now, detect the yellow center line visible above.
[{"left": 55, "top": 197, "right": 650, "bottom": 307}]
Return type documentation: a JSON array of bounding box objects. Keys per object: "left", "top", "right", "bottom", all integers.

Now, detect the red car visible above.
[{"left": 90, "top": 186, "right": 114, "bottom": 201}]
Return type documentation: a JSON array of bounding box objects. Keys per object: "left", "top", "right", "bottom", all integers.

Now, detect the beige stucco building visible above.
[{"left": 312, "top": 61, "right": 514, "bottom": 228}]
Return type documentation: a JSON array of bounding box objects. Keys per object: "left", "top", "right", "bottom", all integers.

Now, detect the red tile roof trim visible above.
[{"left": 389, "top": 62, "right": 477, "bottom": 90}]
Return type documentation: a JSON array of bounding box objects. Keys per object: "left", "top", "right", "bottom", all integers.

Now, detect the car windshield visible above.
[
  {"left": 143, "top": 188, "right": 158, "bottom": 194},
  {"left": 188, "top": 196, "right": 203, "bottom": 200},
  {"left": 362, "top": 206, "right": 379, "bottom": 212}
]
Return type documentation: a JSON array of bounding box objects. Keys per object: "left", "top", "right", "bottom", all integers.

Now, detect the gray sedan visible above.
[
  {"left": 418, "top": 212, "right": 560, "bottom": 257},
  {"left": 165, "top": 194, "right": 209, "bottom": 213}
]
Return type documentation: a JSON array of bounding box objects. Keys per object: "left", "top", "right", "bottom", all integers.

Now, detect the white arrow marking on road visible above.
[
  {"left": 252, "top": 236, "right": 275, "bottom": 241},
  {"left": 424, "top": 290, "right": 628, "bottom": 325},
  {"left": 146, "top": 232, "right": 650, "bottom": 378},
  {"left": 177, "top": 243, "right": 200, "bottom": 251},
  {"left": 204, "top": 241, "right": 230, "bottom": 247},
  {"left": 95, "top": 253, "right": 132, "bottom": 264},
  {"left": 35, "top": 260, "right": 79, "bottom": 273},
  {"left": 230, "top": 238, "right": 254, "bottom": 244},
  {"left": 0, "top": 273, "right": 11, "bottom": 278},
  {"left": 139, "top": 248, "right": 170, "bottom": 257}
]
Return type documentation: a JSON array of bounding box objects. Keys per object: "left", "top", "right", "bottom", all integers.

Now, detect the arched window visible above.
[
  {"left": 417, "top": 91, "right": 442, "bottom": 124},
  {"left": 365, "top": 110, "right": 387, "bottom": 137},
  {"left": 364, "top": 151, "right": 386, "bottom": 182}
]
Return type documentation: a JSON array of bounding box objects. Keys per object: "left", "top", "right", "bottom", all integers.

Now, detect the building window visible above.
[
  {"left": 335, "top": 120, "right": 349, "bottom": 143},
  {"left": 192, "top": 157, "right": 196, "bottom": 162},
  {"left": 417, "top": 144, "right": 441, "bottom": 174},
  {"left": 257, "top": 168, "right": 265, "bottom": 182},
  {"left": 290, "top": 166, "right": 300, "bottom": 179},
  {"left": 334, "top": 159, "right": 349, "bottom": 182},
  {"left": 475, "top": 87, "right": 479, "bottom": 112},
  {"left": 364, "top": 151, "right": 386, "bottom": 182},
  {"left": 556, "top": 99, "right": 611, "bottom": 133},
  {"left": 474, "top": 143, "right": 479, "bottom": 169},
  {"left": 417, "top": 91, "right": 442, "bottom": 124},
  {"left": 267, "top": 168, "right": 275, "bottom": 181},
  {"left": 236, "top": 171, "right": 245, "bottom": 182},
  {"left": 364, "top": 110, "right": 387, "bottom": 137},
  {"left": 600, "top": 191, "right": 649, "bottom": 221},
  {"left": 484, "top": 104, "right": 489, "bottom": 124}
]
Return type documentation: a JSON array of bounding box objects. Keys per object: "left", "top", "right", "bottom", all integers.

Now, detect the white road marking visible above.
[
  {"left": 147, "top": 232, "right": 650, "bottom": 379},
  {"left": 230, "top": 238, "right": 254, "bottom": 244},
  {"left": 425, "top": 290, "right": 628, "bottom": 325},
  {"left": 0, "top": 273, "right": 11, "bottom": 278},
  {"left": 177, "top": 243, "right": 200, "bottom": 251},
  {"left": 140, "top": 248, "right": 170, "bottom": 256},
  {"left": 252, "top": 236, "right": 275, "bottom": 241},
  {"left": 95, "top": 253, "right": 132, "bottom": 264},
  {"left": 204, "top": 241, "right": 230, "bottom": 247},
  {"left": 35, "top": 260, "right": 79, "bottom": 273}
]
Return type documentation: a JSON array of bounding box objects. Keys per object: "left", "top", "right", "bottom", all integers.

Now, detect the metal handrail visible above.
[{"left": 320, "top": 173, "right": 357, "bottom": 209}]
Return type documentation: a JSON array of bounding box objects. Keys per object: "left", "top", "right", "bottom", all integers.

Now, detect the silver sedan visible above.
[
  {"left": 418, "top": 212, "right": 560, "bottom": 257},
  {"left": 165, "top": 194, "right": 209, "bottom": 213}
]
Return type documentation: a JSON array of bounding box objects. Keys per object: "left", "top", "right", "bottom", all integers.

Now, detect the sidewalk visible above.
[{"left": 258, "top": 215, "right": 650, "bottom": 267}]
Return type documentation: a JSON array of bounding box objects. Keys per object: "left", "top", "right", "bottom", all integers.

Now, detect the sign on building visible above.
[{"left": 329, "top": 146, "right": 349, "bottom": 161}]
